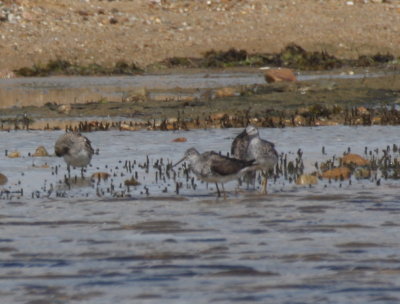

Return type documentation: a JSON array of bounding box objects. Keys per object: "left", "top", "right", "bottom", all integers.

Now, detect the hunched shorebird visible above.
[
  {"left": 55, "top": 132, "right": 94, "bottom": 178},
  {"left": 174, "top": 147, "right": 257, "bottom": 198},
  {"left": 231, "top": 125, "right": 278, "bottom": 194}
]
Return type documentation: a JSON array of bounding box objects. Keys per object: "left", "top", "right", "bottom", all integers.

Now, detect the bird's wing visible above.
[
  {"left": 81, "top": 135, "right": 94, "bottom": 154},
  {"left": 231, "top": 130, "right": 250, "bottom": 159},
  {"left": 260, "top": 139, "right": 278, "bottom": 157},
  {"left": 210, "top": 153, "right": 251, "bottom": 176}
]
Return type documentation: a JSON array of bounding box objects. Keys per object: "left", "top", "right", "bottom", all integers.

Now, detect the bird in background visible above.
[
  {"left": 174, "top": 147, "right": 257, "bottom": 198},
  {"left": 231, "top": 125, "right": 278, "bottom": 194},
  {"left": 55, "top": 132, "right": 94, "bottom": 178}
]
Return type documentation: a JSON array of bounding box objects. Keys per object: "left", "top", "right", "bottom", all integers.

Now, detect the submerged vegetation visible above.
[
  {"left": 3, "top": 103, "right": 400, "bottom": 132},
  {"left": 13, "top": 44, "right": 398, "bottom": 77}
]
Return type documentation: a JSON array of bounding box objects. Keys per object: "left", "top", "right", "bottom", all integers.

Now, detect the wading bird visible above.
[
  {"left": 231, "top": 125, "right": 278, "bottom": 194},
  {"left": 55, "top": 132, "right": 94, "bottom": 178},
  {"left": 174, "top": 147, "right": 256, "bottom": 198}
]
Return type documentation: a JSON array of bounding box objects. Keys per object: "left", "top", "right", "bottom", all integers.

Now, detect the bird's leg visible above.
[
  {"left": 215, "top": 183, "right": 221, "bottom": 197},
  {"left": 67, "top": 164, "right": 71, "bottom": 180},
  {"left": 261, "top": 171, "right": 268, "bottom": 194},
  {"left": 81, "top": 167, "right": 85, "bottom": 179},
  {"left": 222, "top": 183, "right": 226, "bottom": 199}
]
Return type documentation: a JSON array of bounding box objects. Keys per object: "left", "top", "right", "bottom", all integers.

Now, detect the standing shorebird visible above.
[
  {"left": 231, "top": 125, "right": 278, "bottom": 194},
  {"left": 55, "top": 132, "right": 94, "bottom": 178},
  {"left": 174, "top": 147, "right": 256, "bottom": 198}
]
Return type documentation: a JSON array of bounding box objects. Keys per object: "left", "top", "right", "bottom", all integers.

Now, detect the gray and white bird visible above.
[
  {"left": 174, "top": 147, "right": 256, "bottom": 198},
  {"left": 231, "top": 125, "right": 278, "bottom": 194},
  {"left": 55, "top": 132, "right": 94, "bottom": 178}
]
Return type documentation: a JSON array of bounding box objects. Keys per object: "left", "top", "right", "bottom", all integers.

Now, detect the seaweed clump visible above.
[{"left": 14, "top": 59, "right": 143, "bottom": 77}]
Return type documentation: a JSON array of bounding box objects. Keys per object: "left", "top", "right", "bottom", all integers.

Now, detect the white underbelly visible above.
[{"left": 64, "top": 150, "right": 91, "bottom": 167}]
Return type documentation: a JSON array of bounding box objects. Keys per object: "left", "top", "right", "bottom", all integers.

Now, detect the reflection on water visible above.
[{"left": 1, "top": 126, "right": 400, "bottom": 303}]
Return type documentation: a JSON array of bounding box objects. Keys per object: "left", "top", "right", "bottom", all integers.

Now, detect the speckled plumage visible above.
[
  {"left": 231, "top": 125, "right": 278, "bottom": 193},
  {"left": 55, "top": 132, "right": 94, "bottom": 174},
  {"left": 174, "top": 147, "right": 256, "bottom": 197}
]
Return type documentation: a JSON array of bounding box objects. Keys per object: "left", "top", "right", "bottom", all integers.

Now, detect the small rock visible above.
[
  {"left": 109, "top": 17, "right": 118, "bottom": 24},
  {"left": 322, "top": 167, "right": 351, "bottom": 180},
  {"left": 8, "top": 151, "right": 21, "bottom": 158},
  {"left": 0, "top": 69, "right": 16, "bottom": 78},
  {"left": 91, "top": 172, "right": 110, "bottom": 181},
  {"left": 214, "top": 87, "right": 238, "bottom": 98},
  {"left": 342, "top": 153, "right": 369, "bottom": 166},
  {"left": 172, "top": 137, "right": 187, "bottom": 142},
  {"left": 124, "top": 87, "right": 147, "bottom": 102},
  {"left": 33, "top": 146, "right": 49, "bottom": 157},
  {"left": 167, "top": 117, "right": 178, "bottom": 124},
  {"left": 57, "top": 104, "right": 71, "bottom": 114},
  {"left": 372, "top": 117, "right": 382, "bottom": 124},
  {"left": 354, "top": 167, "right": 371, "bottom": 179},
  {"left": 293, "top": 115, "right": 306, "bottom": 126},
  {"left": 33, "top": 163, "right": 49, "bottom": 169},
  {"left": 0, "top": 173, "right": 7, "bottom": 185},
  {"left": 357, "top": 106, "right": 369, "bottom": 115},
  {"left": 296, "top": 174, "right": 318, "bottom": 185},
  {"left": 124, "top": 176, "right": 141, "bottom": 186},
  {"left": 263, "top": 68, "right": 297, "bottom": 83},
  {"left": 119, "top": 123, "right": 137, "bottom": 131},
  {"left": 210, "top": 113, "right": 227, "bottom": 120}
]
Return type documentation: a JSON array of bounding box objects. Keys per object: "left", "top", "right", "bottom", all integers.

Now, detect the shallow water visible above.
[
  {"left": 0, "top": 69, "right": 389, "bottom": 108},
  {"left": 1, "top": 126, "right": 400, "bottom": 303}
]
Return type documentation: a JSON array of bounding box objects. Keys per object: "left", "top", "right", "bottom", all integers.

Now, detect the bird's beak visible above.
[{"left": 173, "top": 156, "right": 186, "bottom": 167}]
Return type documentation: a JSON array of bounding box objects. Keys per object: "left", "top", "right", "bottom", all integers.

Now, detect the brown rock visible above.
[
  {"left": 293, "top": 115, "right": 306, "bottom": 126},
  {"left": 214, "top": 87, "right": 238, "bottom": 98},
  {"left": 263, "top": 68, "right": 297, "bottom": 83},
  {"left": 33, "top": 146, "right": 49, "bottom": 157},
  {"left": 321, "top": 167, "right": 351, "bottom": 180},
  {"left": 91, "top": 172, "right": 110, "bottom": 181},
  {"left": 119, "top": 123, "right": 136, "bottom": 131},
  {"left": 315, "top": 120, "right": 339, "bottom": 126},
  {"left": 372, "top": 117, "right": 382, "bottom": 125},
  {"left": 296, "top": 174, "right": 318, "bottom": 185},
  {"left": 57, "top": 104, "right": 71, "bottom": 114},
  {"left": 210, "top": 113, "right": 227, "bottom": 120},
  {"left": 7, "top": 151, "right": 21, "bottom": 158},
  {"left": 0, "top": 173, "right": 7, "bottom": 185},
  {"left": 172, "top": 137, "right": 187, "bottom": 142},
  {"left": 354, "top": 167, "right": 371, "bottom": 179},
  {"left": 124, "top": 176, "right": 141, "bottom": 186},
  {"left": 342, "top": 153, "right": 369, "bottom": 166},
  {"left": 357, "top": 106, "right": 369, "bottom": 115}
]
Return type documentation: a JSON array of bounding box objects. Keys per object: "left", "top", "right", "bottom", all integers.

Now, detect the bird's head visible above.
[{"left": 245, "top": 125, "right": 259, "bottom": 136}]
